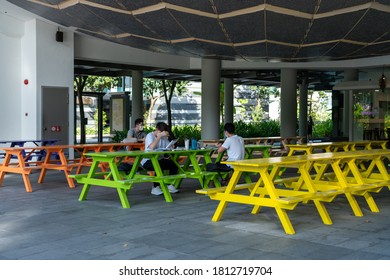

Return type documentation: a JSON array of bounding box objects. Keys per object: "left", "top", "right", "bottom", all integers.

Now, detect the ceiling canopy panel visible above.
[
  {"left": 267, "top": 0, "right": 318, "bottom": 13},
  {"left": 236, "top": 43, "right": 268, "bottom": 59},
  {"left": 221, "top": 12, "right": 265, "bottom": 43},
  {"left": 168, "top": 10, "right": 229, "bottom": 43},
  {"left": 345, "top": 10, "right": 390, "bottom": 42},
  {"left": 5, "top": 0, "right": 390, "bottom": 89},
  {"left": 165, "top": 0, "right": 215, "bottom": 13},
  {"left": 266, "top": 12, "right": 310, "bottom": 45},
  {"left": 317, "top": 0, "right": 375, "bottom": 13},
  {"left": 305, "top": 11, "right": 367, "bottom": 44},
  {"left": 132, "top": 10, "right": 189, "bottom": 40},
  {"left": 6, "top": 0, "right": 390, "bottom": 62}
]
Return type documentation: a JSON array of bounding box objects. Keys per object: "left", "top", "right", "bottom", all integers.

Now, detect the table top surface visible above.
[
  {"left": 0, "top": 139, "right": 58, "bottom": 144},
  {"left": 222, "top": 149, "right": 389, "bottom": 167},
  {"left": 1, "top": 142, "right": 143, "bottom": 150},
  {"left": 286, "top": 140, "right": 387, "bottom": 147},
  {"left": 84, "top": 148, "right": 215, "bottom": 157}
]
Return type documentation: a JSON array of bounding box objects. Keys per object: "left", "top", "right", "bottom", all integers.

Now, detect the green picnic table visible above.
[{"left": 69, "top": 148, "right": 222, "bottom": 208}]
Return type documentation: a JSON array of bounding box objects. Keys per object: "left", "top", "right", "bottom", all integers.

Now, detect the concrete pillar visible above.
[
  {"left": 343, "top": 69, "right": 358, "bottom": 140},
  {"left": 201, "top": 58, "right": 221, "bottom": 140},
  {"left": 131, "top": 70, "right": 143, "bottom": 126},
  {"left": 280, "top": 68, "right": 298, "bottom": 137},
  {"left": 224, "top": 78, "right": 234, "bottom": 124},
  {"left": 299, "top": 76, "right": 308, "bottom": 139}
]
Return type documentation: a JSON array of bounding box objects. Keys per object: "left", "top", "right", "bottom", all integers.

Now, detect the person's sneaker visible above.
[
  {"left": 167, "top": 184, "right": 179, "bottom": 193},
  {"left": 151, "top": 186, "right": 163, "bottom": 196}
]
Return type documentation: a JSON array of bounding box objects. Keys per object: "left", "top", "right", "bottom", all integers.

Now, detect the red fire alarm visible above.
[{"left": 24, "top": 79, "right": 28, "bottom": 85}]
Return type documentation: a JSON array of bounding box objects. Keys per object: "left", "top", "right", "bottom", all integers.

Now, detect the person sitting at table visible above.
[
  {"left": 216, "top": 122, "right": 245, "bottom": 168},
  {"left": 127, "top": 118, "right": 146, "bottom": 142},
  {"left": 141, "top": 122, "right": 179, "bottom": 196}
]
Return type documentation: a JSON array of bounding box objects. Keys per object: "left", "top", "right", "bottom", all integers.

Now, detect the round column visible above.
[
  {"left": 280, "top": 68, "right": 298, "bottom": 137},
  {"left": 131, "top": 70, "right": 143, "bottom": 124},
  {"left": 224, "top": 78, "right": 234, "bottom": 124},
  {"left": 201, "top": 59, "right": 221, "bottom": 140}
]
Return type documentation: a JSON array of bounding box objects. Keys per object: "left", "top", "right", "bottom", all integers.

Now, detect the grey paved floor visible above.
[{"left": 0, "top": 170, "right": 390, "bottom": 260}]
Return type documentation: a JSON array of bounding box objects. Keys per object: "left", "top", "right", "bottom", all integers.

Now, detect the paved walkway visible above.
[{"left": 0, "top": 170, "right": 390, "bottom": 260}]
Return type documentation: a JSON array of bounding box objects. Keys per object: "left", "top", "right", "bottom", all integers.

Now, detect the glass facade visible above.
[{"left": 352, "top": 89, "right": 390, "bottom": 140}]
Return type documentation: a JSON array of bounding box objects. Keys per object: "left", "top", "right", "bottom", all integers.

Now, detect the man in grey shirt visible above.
[{"left": 127, "top": 118, "right": 146, "bottom": 141}]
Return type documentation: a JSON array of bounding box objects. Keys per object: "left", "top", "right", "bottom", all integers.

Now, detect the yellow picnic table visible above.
[
  {"left": 197, "top": 149, "right": 390, "bottom": 234},
  {"left": 286, "top": 140, "right": 387, "bottom": 156}
]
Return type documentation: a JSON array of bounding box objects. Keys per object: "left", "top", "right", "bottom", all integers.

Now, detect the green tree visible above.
[
  {"left": 84, "top": 76, "right": 122, "bottom": 92},
  {"left": 251, "top": 99, "right": 267, "bottom": 122},
  {"left": 161, "top": 80, "right": 189, "bottom": 129},
  {"left": 308, "top": 90, "right": 330, "bottom": 122},
  {"left": 143, "top": 78, "right": 163, "bottom": 125},
  {"left": 235, "top": 85, "right": 278, "bottom": 122},
  {"left": 74, "top": 75, "right": 87, "bottom": 144}
]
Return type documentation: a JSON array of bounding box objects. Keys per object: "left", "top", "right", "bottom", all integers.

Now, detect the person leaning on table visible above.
[
  {"left": 141, "top": 122, "right": 179, "bottom": 196},
  {"left": 216, "top": 122, "right": 245, "bottom": 168}
]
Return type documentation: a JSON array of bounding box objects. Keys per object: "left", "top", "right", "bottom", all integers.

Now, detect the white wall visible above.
[
  {"left": 35, "top": 20, "right": 74, "bottom": 143},
  {"left": 0, "top": 11, "right": 23, "bottom": 139},
  {"left": 74, "top": 34, "right": 190, "bottom": 70},
  {"left": 20, "top": 19, "right": 37, "bottom": 139},
  {"left": 0, "top": 9, "right": 74, "bottom": 142}
]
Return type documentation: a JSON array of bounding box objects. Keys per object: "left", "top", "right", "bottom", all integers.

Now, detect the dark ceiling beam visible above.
[{"left": 74, "top": 59, "right": 342, "bottom": 88}]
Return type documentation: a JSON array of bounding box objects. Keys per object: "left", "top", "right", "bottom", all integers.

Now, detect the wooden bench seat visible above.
[
  {"left": 118, "top": 174, "right": 187, "bottom": 186},
  {"left": 71, "top": 173, "right": 187, "bottom": 190},
  {"left": 196, "top": 183, "right": 255, "bottom": 195},
  {"left": 277, "top": 189, "right": 342, "bottom": 204},
  {"left": 197, "top": 179, "right": 389, "bottom": 206},
  {"left": 69, "top": 172, "right": 111, "bottom": 180}
]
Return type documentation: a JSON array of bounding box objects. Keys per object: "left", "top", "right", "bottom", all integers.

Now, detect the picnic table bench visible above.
[
  {"left": 197, "top": 149, "right": 390, "bottom": 234},
  {"left": 70, "top": 148, "right": 227, "bottom": 208},
  {"left": 286, "top": 140, "right": 387, "bottom": 156},
  {"left": 0, "top": 142, "right": 144, "bottom": 192}
]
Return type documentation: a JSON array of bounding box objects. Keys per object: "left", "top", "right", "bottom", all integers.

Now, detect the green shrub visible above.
[
  {"left": 312, "top": 119, "right": 332, "bottom": 138},
  {"left": 112, "top": 130, "right": 128, "bottom": 143},
  {"left": 171, "top": 125, "right": 201, "bottom": 146},
  {"left": 222, "top": 120, "right": 280, "bottom": 138},
  {"left": 78, "top": 119, "right": 331, "bottom": 144}
]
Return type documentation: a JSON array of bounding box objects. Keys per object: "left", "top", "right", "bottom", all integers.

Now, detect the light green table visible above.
[{"left": 70, "top": 149, "right": 220, "bottom": 208}]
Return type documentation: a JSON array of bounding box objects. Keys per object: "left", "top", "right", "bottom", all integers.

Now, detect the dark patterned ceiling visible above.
[{"left": 6, "top": 0, "right": 390, "bottom": 87}]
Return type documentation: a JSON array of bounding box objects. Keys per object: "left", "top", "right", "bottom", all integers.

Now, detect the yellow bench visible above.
[{"left": 197, "top": 149, "right": 390, "bottom": 235}]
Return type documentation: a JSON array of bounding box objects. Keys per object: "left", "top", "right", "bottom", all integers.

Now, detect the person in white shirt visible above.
[
  {"left": 216, "top": 122, "right": 245, "bottom": 168},
  {"left": 141, "top": 122, "right": 179, "bottom": 196}
]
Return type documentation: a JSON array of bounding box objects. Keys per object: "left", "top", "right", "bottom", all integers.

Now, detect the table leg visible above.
[
  {"left": 108, "top": 158, "right": 131, "bottom": 208},
  {"left": 79, "top": 160, "right": 100, "bottom": 202},
  {"left": 38, "top": 150, "right": 50, "bottom": 184},
  {"left": 1, "top": 151, "right": 34, "bottom": 192},
  {"left": 211, "top": 170, "right": 242, "bottom": 222},
  {"left": 58, "top": 149, "right": 75, "bottom": 188},
  {"left": 0, "top": 153, "right": 11, "bottom": 186},
  {"left": 17, "top": 152, "right": 33, "bottom": 193},
  {"left": 275, "top": 207, "right": 296, "bottom": 235},
  {"left": 258, "top": 168, "right": 296, "bottom": 234},
  {"left": 332, "top": 160, "right": 364, "bottom": 216},
  {"left": 298, "top": 165, "right": 333, "bottom": 225},
  {"left": 347, "top": 158, "right": 381, "bottom": 212},
  {"left": 150, "top": 156, "right": 173, "bottom": 203}
]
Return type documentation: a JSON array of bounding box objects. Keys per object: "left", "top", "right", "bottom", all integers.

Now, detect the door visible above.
[{"left": 42, "top": 87, "right": 69, "bottom": 145}]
